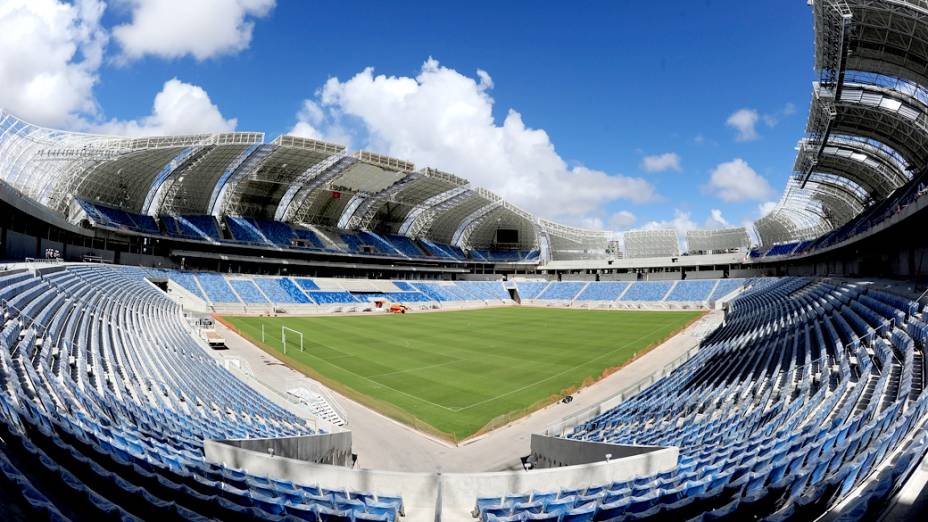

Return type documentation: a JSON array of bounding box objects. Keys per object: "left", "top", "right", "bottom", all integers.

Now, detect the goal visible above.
[{"left": 281, "top": 326, "right": 304, "bottom": 354}]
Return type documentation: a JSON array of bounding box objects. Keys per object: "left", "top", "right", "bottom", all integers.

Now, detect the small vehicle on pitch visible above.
[{"left": 389, "top": 303, "right": 409, "bottom": 314}]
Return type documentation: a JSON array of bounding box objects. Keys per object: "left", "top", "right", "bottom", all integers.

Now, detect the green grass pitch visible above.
[{"left": 220, "top": 307, "right": 703, "bottom": 440}]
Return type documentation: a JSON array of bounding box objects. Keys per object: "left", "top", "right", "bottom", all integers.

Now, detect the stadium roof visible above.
[
  {"left": 758, "top": 0, "right": 928, "bottom": 247},
  {"left": 0, "top": 109, "right": 607, "bottom": 259},
  {"left": 3, "top": 0, "right": 925, "bottom": 257}
]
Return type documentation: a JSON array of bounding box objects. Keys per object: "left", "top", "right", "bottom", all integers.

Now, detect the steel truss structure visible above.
[
  {"left": 685, "top": 228, "right": 751, "bottom": 254},
  {"left": 0, "top": 110, "right": 606, "bottom": 261},
  {"left": 759, "top": 0, "right": 928, "bottom": 247}
]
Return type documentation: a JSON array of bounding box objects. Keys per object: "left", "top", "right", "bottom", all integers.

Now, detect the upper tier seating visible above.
[
  {"left": 765, "top": 242, "right": 801, "bottom": 257},
  {"left": 386, "top": 235, "right": 426, "bottom": 258},
  {"left": 0, "top": 265, "right": 403, "bottom": 520},
  {"left": 476, "top": 278, "right": 928, "bottom": 521},
  {"left": 252, "top": 219, "right": 299, "bottom": 247},
  {"left": 292, "top": 226, "right": 329, "bottom": 250},
  {"left": 224, "top": 216, "right": 268, "bottom": 244},
  {"left": 161, "top": 215, "right": 222, "bottom": 242},
  {"left": 418, "top": 240, "right": 461, "bottom": 260},
  {"left": 77, "top": 200, "right": 160, "bottom": 235},
  {"left": 619, "top": 281, "right": 674, "bottom": 301},
  {"left": 80, "top": 202, "right": 538, "bottom": 264}
]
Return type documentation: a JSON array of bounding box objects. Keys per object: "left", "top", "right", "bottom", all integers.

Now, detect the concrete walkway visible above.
[{"left": 211, "top": 309, "right": 723, "bottom": 473}]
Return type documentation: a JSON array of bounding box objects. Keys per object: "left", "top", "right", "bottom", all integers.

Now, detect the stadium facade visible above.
[{"left": 0, "top": 1, "right": 928, "bottom": 521}]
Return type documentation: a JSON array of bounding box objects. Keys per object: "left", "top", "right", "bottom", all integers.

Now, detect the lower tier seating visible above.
[
  {"left": 0, "top": 265, "right": 403, "bottom": 521},
  {"left": 474, "top": 278, "right": 928, "bottom": 521}
]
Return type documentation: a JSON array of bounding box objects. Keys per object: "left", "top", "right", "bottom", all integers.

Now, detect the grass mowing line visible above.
[
  {"left": 218, "top": 308, "right": 705, "bottom": 441},
  {"left": 368, "top": 359, "right": 463, "bottom": 379},
  {"left": 451, "top": 320, "right": 681, "bottom": 413},
  {"left": 257, "top": 326, "right": 463, "bottom": 413}
]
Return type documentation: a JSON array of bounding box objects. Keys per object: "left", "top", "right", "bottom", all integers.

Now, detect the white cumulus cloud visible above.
[
  {"left": 94, "top": 78, "right": 237, "bottom": 136},
  {"left": 0, "top": 0, "right": 107, "bottom": 127},
  {"left": 291, "top": 58, "right": 656, "bottom": 222},
  {"left": 726, "top": 108, "right": 759, "bottom": 142},
  {"left": 706, "top": 158, "right": 773, "bottom": 202},
  {"left": 705, "top": 208, "right": 729, "bottom": 229},
  {"left": 608, "top": 210, "right": 637, "bottom": 230},
  {"left": 641, "top": 209, "right": 698, "bottom": 235},
  {"left": 757, "top": 200, "right": 778, "bottom": 217},
  {"left": 113, "top": 0, "right": 275, "bottom": 62},
  {"left": 641, "top": 152, "right": 681, "bottom": 173}
]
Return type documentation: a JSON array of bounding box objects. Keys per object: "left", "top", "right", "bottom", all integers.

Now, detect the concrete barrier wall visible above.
[
  {"left": 208, "top": 432, "right": 353, "bottom": 466},
  {"left": 560, "top": 274, "right": 596, "bottom": 281},
  {"left": 729, "top": 268, "right": 766, "bottom": 278},
  {"left": 645, "top": 272, "right": 682, "bottom": 281},
  {"left": 529, "top": 434, "right": 665, "bottom": 468},
  {"left": 685, "top": 270, "right": 724, "bottom": 279},
  {"left": 456, "top": 274, "right": 504, "bottom": 281},
  {"left": 203, "top": 439, "right": 678, "bottom": 522},
  {"left": 120, "top": 251, "right": 175, "bottom": 268},
  {"left": 598, "top": 273, "right": 638, "bottom": 281}
]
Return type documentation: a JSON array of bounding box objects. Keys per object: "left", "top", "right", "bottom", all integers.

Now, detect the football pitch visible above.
[{"left": 220, "top": 307, "right": 703, "bottom": 440}]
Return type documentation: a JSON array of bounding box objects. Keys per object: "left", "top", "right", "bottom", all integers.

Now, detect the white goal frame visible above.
[{"left": 281, "top": 326, "right": 304, "bottom": 354}]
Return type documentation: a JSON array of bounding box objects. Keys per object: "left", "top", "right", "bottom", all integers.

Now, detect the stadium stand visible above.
[
  {"left": 479, "top": 278, "right": 928, "bottom": 521},
  {"left": 196, "top": 273, "right": 241, "bottom": 304},
  {"left": 254, "top": 278, "right": 313, "bottom": 304},
  {"left": 306, "top": 291, "right": 360, "bottom": 305},
  {"left": 512, "top": 281, "right": 549, "bottom": 300},
  {"left": 228, "top": 278, "right": 269, "bottom": 304},
  {"left": 574, "top": 282, "right": 630, "bottom": 302},
  {"left": 2, "top": 2, "right": 928, "bottom": 518},
  {"left": 171, "top": 215, "right": 223, "bottom": 242},
  {"left": 664, "top": 280, "right": 718, "bottom": 302},
  {"left": 536, "top": 282, "right": 588, "bottom": 301},
  {"left": 619, "top": 281, "right": 674, "bottom": 302},
  {"left": 0, "top": 265, "right": 404, "bottom": 521},
  {"left": 708, "top": 278, "right": 747, "bottom": 301}
]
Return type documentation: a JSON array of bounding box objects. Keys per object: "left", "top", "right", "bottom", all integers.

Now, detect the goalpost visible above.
[{"left": 281, "top": 326, "right": 304, "bottom": 354}]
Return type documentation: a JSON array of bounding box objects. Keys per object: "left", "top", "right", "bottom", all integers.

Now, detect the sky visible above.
[{"left": 0, "top": 0, "right": 815, "bottom": 239}]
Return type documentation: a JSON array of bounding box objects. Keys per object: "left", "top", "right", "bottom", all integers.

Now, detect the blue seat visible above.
[
  {"left": 544, "top": 497, "right": 576, "bottom": 515},
  {"left": 593, "top": 498, "right": 630, "bottom": 520},
  {"left": 562, "top": 502, "right": 597, "bottom": 522},
  {"left": 481, "top": 505, "right": 512, "bottom": 520},
  {"left": 316, "top": 505, "right": 353, "bottom": 522},
  {"left": 703, "top": 497, "right": 739, "bottom": 520}
]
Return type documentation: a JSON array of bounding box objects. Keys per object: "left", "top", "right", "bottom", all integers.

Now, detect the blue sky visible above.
[{"left": 2, "top": 0, "right": 815, "bottom": 236}]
